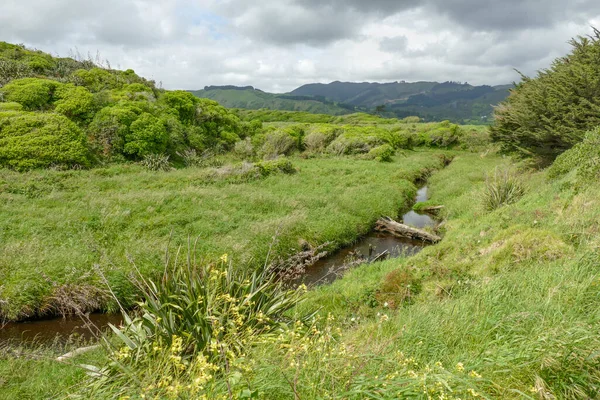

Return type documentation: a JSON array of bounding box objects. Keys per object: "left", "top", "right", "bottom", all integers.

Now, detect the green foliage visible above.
[
  {"left": 254, "top": 158, "right": 297, "bottom": 176},
  {"left": 0, "top": 102, "right": 23, "bottom": 111},
  {"left": 160, "top": 90, "right": 198, "bottom": 124},
  {"left": 0, "top": 78, "right": 60, "bottom": 110},
  {"left": 491, "top": 29, "right": 600, "bottom": 162},
  {"left": 482, "top": 168, "right": 525, "bottom": 211},
  {"left": 54, "top": 84, "right": 95, "bottom": 122},
  {"left": 367, "top": 144, "right": 395, "bottom": 162},
  {"left": 82, "top": 253, "right": 311, "bottom": 398},
  {"left": 140, "top": 153, "right": 171, "bottom": 171},
  {"left": 548, "top": 127, "right": 600, "bottom": 185},
  {"left": 88, "top": 104, "right": 141, "bottom": 156},
  {"left": 123, "top": 113, "right": 169, "bottom": 157},
  {"left": 259, "top": 130, "right": 298, "bottom": 159},
  {"left": 0, "top": 112, "right": 90, "bottom": 170}
]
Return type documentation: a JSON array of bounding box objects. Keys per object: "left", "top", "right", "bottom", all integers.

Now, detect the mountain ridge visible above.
[{"left": 191, "top": 80, "right": 512, "bottom": 124}]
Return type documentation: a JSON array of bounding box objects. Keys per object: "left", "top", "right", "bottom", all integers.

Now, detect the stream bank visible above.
[{"left": 1, "top": 187, "right": 440, "bottom": 344}]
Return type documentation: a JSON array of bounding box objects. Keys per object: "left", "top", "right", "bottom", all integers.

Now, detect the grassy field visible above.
[
  {"left": 3, "top": 149, "right": 600, "bottom": 398},
  {"left": 0, "top": 151, "right": 447, "bottom": 321},
  {"left": 240, "top": 152, "right": 600, "bottom": 398}
]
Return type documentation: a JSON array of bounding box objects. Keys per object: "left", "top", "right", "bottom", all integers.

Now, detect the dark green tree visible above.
[{"left": 490, "top": 28, "right": 600, "bottom": 163}]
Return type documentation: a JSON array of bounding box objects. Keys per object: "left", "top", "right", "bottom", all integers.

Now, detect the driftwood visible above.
[
  {"left": 421, "top": 205, "right": 444, "bottom": 212},
  {"left": 56, "top": 345, "right": 101, "bottom": 362},
  {"left": 375, "top": 217, "right": 441, "bottom": 243}
]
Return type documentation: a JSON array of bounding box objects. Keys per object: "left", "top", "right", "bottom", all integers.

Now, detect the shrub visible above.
[
  {"left": 123, "top": 113, "right": 169, "bottom": 157},
  {"left": 72, "top": 68, "right": 119, "bottom": 92},
  {"left": 140, "top": 153, "right": 171, "bottom": 171},
  {"left": 304, "top": 129, "right": 338, "bottom": 153},
  {"left": 54, "top": 84, "right": 95, "bottom": 122},
  {"left": 255, "top": 158, "right": 297, "bottom": 176},
  {"left": 490, "top": 29, "right": 600, "bottom": 163},
  {"left": 482, "top": 169, "right": 525, "bottom": 211},
  {"left": 377, "top": 267, "right": 422, "bottom": 307},
  {"left": 177, "top": 148, "right": 218, "bottom": 168},
  {"left": 367, "top": 144, "right": 394, "bottom": 162},
  {"left": 233, "top": 137, "right": 255, "bottom": 159},
  {"left": 88, "top": 104, "right": 141, "bottom": 156},
  {"left": 260, "top": 130, "right": 297, "bottom": 159},
  {"left": 0, "top": 112, "right": 90, "bottom": 170},
  {"left": 0, "top": 77, "right": 60, "bottom": 110},
  {"left": 0, "top": 102, "right": 23, "bottom": 111},
  {"left": 402, "top": 116, "right": 421, "bottom": 123},
  {"left": 160, "top": 90, "right": 198, "bottom": 124},
  {"left": 327, "top": 135, "right": 373, "bottom": 155},
  {"left": 84, "top": 252, "right": 311, "bottom": 398}
]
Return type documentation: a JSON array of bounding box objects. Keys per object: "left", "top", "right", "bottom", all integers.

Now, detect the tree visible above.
[{"left": 490, "top": 28, "right": 600, "bottom": 163}]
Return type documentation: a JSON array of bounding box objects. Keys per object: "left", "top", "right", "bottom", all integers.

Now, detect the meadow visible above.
[{"left": 0, "top": 150, "right": 446, "bottom": 321}]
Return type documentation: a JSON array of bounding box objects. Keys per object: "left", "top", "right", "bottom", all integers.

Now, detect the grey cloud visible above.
[
  {"left": 379, "top": 35, "right": 408, "bottom": 53},
  {"left": 0, "top": 0, "right": 179, "bottom": 47},
  {"left": 230, "top": 3, "right": 359, "bottom": 46},
  {"left": 425, "top": 0, "right": 600, "bottom": 32}
]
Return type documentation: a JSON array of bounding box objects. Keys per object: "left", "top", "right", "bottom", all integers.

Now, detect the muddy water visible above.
[
  {"left": 0, "top": 314, "right": 122, "bottom": 344},
  {"left": 298, "top": 186, "right": 436, "bottom": 286},
  {"left": 1, "top": 187, "right": 436, "bottom": 344}
]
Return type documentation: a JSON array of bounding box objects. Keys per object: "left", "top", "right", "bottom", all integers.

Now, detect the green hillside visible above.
[
  {"left": 190, "top": 86, "right": 355, "bottom": 115},
  {"left": 191, "top": 81, "right": 511, "bottom": 124},
  {"left": 292, "top": 81, "right": 511, "bottom": 123}
]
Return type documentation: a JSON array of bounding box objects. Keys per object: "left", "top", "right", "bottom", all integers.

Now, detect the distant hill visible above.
[
  {"left": 291, "top": 81, "right": 512, "bottom": 123},
  {"left": 189, "top": 86, "right": 355, "bottom": 115},
  {"left": 191, "top": 81, "right": 512, "bottom": 124}
]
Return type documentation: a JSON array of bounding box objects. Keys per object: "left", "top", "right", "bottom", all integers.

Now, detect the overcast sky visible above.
[{"left": 1, "top": 1, "right": 599, "bottom": 92}]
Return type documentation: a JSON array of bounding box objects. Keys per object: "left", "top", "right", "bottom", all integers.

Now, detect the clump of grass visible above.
[
  {"left": 376, "top": 267, "right": 422, "bottom": 307},
  {"left": 482, "top": 168, "right": 525, "bottom": 211},
  {"left": 139, "top": 153, "right": 171, "bottom": 171},
  {"left": 81, "top": 248, "right": 313, "bottom": 398}
]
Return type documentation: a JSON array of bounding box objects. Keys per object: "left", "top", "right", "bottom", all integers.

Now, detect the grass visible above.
[
  {"left": 3, "top": 148, "right": 600, "bottom": 398},
  {"left": 0, "top": 150, "right": 446, "bottom": 320},
  {"left": 246, "top": 151, "right": 600, "bottom": 398}
]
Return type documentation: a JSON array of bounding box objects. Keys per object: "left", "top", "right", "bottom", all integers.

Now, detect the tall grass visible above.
[
  {"left": 80, "top": 246, "right": 313, "bottom": 398},
  {"left": 482, "top": 168, "right": 525, "bottom": 211}
]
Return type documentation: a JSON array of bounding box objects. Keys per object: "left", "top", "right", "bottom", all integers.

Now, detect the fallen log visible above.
[
  {"left": 421, "top": 205, "right": 445, "bottom": 212},
  {"left": 375, "top": 217, "right": 441, "bottom": 243},
  {"left": 56, "top": 344, "right": 101, "bottom": 362}
]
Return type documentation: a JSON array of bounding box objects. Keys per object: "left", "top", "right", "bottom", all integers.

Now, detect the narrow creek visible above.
[
  {"left": 0, "top": 187, "right": 437, "bottom": 345},
  {"left": 296, "top": 186, "right": 436, "bottom": 286}
]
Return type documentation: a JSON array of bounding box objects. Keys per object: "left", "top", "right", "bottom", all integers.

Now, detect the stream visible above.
[
  {"left": 296, "top": 186, "right": 436, "bottom": 285},
  {"left": 0, "top": 187, "right": 436, "bottom": 344}
]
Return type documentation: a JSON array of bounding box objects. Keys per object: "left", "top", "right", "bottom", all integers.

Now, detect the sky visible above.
[{"left": 1, "top": 0, "right": 599, "bottom": 93}]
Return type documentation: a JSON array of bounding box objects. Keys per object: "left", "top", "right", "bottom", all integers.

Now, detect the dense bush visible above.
[
  {"left": 0, "top": 112, "right": 90, "bottom": 170},
  {"left": 54, "top": 84, "right": 95, "bottom": 122},
  {"left": 260, "top": 130, "right": 299, "bottom": 159},
  {"left": 0, "top": 102, "right": 23, "bottom": 111},
  {"left": 87, "top": 104, "right": 140, "bottom": 156},
  {"left": 123, "top": 112, "right": 169, "bottom": 157},
  {"left": 367, "top": 144, "right": 395, "bottom": 162},
  {"left": 255, "top": 157, "right": 297, "bottom": 176},
  {"left": 0, "top": 78, "right": 59, "bottom": 110},
  {"left": 491, "top": 29, "right": 600, "bottom": 162}
]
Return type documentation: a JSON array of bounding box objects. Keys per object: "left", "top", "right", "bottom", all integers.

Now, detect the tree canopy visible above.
[{"left": 490, "top": 28, "right": 600, "bottom": 163}]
